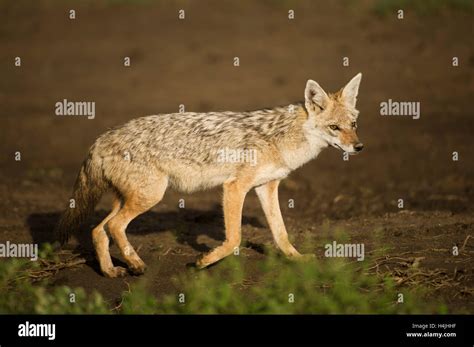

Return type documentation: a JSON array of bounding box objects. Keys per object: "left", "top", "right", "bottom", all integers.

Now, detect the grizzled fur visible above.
[
  {"left": 55, "top": 73, "right": 364, "bottom": 277},
  {"left": 92, "top": 104, "right": 310, "bottom": 193}
]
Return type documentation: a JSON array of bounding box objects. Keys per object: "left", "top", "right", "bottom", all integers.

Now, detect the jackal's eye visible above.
[
  {"left": 329, "top": 125, "right": 340, "bottom": 131},
  {"left": 351, "top": 122, "right": 357, "bottom": 128}
]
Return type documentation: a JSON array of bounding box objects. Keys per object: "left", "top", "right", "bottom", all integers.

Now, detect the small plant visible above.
[
  {"left": 122, "top": 250, "right": 446, "bottom": 314},
  {"left": 0, "top": 246, "right": 108, "bottom": 314},
  {"left": 0, "top": 241, "right": 447, "bottom": 314}
]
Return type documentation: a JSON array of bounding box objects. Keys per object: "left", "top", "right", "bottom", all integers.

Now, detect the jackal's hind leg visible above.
[
  {"left": 92, "top": 197, "right": 126, "bottom": 278},
  {"left": 106, "top": 175, "right": 168, "bottom": 276}
]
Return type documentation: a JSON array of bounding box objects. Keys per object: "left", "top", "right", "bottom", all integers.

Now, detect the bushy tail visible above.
[{"left": 55, "top": 153, "right": 107, "bottom": 245}]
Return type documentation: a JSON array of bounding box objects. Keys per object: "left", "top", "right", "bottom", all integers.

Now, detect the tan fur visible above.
[
  {"left": 255, "top": 180, "right": 300, "bottom": 257},
  {"left": 56, "top": 73, "right": 364, "bottom": 277}
]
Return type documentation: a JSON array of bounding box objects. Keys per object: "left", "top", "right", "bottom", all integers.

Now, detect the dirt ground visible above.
[{"left": 0, "top": 1, "right": 473, "bottom": 312}]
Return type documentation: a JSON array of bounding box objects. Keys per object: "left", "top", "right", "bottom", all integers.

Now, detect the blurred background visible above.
[{"left": 0, "top": 0, "right": 473, "bottom": 312}]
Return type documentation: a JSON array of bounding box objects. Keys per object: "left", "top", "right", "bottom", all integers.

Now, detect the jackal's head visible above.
[{"left": 304, "top": 73, "right": 363, "bottom": 154}]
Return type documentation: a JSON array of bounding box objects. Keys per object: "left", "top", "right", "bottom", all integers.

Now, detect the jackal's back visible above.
[
  {"left": 90, "top": 105, "right": 307, "bottom": 192},
  {"left": 99, "top": 107, "right": 302, "bottom": 161}
]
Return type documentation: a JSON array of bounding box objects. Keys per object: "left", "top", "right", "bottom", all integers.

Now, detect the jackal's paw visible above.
[
  {"left": 195, "top": 255, "right": 212, "bottom": 269},
  {"left": 103, "top": 266, "right": 128, "bottom": 278},
  {"left": 129, "top": 260, "right": 147, "bottom": 275}
]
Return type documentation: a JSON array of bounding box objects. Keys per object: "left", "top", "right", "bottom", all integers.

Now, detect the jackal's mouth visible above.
[
  {"left": 332, "top": 143, "right": 359, "bottom": 155},
  {"left": 332, "top": 143, "right": 344, "bottom": 151}
]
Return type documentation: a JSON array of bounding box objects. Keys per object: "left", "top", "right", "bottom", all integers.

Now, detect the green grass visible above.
[
  {"left": 0, "top": 241, "right": 447, "bottom": 314},
  {"left": 0, "top": 246, "right": 108, "bottom": 314},
  {"left": 122, "top": 252, "right": 445, "bottom": 314}
]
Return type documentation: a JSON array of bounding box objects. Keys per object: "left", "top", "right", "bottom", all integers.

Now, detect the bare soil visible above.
[{"left": 0, "top": 1, "right": 473, "bottom": 312}]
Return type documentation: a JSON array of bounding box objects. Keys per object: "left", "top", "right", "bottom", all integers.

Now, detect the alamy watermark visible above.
[
  {"left": 380, "top": 99, "right": 420, "bottom": 119},
  {"left": 216, "top": 147, "right": 257, "bottom": 166},
  {"left": 324, "top": 241, "right": 365, "bottom": 261},
  {"left": 18, "top": 321, "right": 55, "bottom": 341},
  {"left": 55, "top": 99, "right": 95, "bottom": 119},
  {"left": 0, "top": 241, "right": 38, "bottom": 261}
]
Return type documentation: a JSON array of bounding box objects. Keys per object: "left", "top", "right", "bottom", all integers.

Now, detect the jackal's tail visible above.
[{"left": 55, "top": 153, "right": 107, "bottom": 245}]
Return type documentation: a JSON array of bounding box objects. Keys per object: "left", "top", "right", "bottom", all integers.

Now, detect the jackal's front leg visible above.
[
  {"left": 255, "top": 180, "right": 303, "bottom": 258},
  {"left": 196, "top": 179, "right": 247, "bottom": 269}
]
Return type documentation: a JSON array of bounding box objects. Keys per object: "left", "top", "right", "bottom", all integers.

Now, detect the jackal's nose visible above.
[{"left": 354, "top": 143, "right": 364, "bottom": 152}]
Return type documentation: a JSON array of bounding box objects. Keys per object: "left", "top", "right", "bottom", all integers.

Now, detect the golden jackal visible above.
[{"left": 56, "top": 73, "right": 364, "bottom": 277}]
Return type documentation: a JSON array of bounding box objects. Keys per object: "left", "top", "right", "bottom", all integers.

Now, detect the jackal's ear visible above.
[
  {"left": 305, "top": 80, "right": 329, "bottom": 111},
  {"left": 341, "top": 73, "right": 362, "bottom": 107}
]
